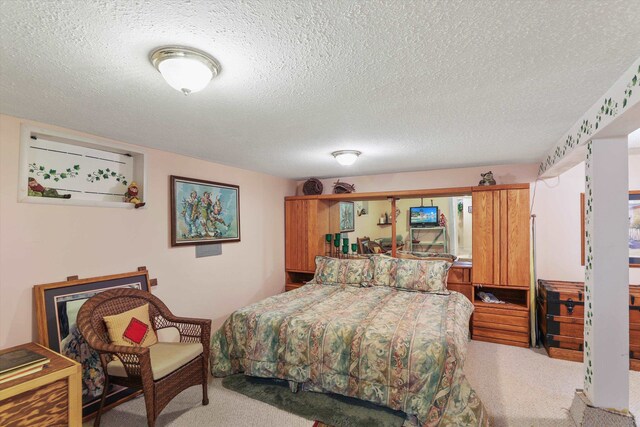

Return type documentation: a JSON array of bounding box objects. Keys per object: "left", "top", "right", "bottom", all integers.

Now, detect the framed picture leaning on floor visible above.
[{"left": 33, "top": 270, "right": 151, "bottom": 419}]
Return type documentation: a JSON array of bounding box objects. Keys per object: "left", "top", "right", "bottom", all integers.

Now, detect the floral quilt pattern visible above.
[
  {"left": 310, "top": 256, "right": 373, "bottom": 286},
  {"left": 210, "top": 285, "right": 487, "bottom": 426},
  {"left": 394, "top": 258, "right": 452, "bottom": 293}
]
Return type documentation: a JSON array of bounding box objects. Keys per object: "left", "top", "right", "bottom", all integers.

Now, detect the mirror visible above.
[{"left": 329, "top": 195, "right": 472, "bottom": 260}]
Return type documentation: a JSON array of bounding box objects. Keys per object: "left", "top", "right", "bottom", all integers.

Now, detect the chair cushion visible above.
[
  {"left": 103, "top": 303, "right": 158, "bottom": 347},
  {"left": 107, "top": 342, "right": 203, "bottom": 381}
]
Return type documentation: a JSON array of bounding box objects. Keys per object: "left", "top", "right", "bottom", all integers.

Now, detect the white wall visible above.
[
  {"left": 0, "top": 115, "right": 297, "bottom": 348},
  {"left": 533, "top": 153, "right": 640, "bottom": 283}
]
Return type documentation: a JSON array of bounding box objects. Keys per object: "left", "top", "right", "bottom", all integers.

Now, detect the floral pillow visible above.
[
  {"left": 394, "top": 258, "right": 452, "bottom": 293},
  {"left": 309, "top": 256, "right": 373, "bottom": 286},
  {"left": 372, "top": 255, "right": 397, "bottom": 287}
]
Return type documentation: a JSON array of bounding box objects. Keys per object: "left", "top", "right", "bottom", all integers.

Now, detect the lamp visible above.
[
  {"left": 150, "top": 46, "right": 221, "bottom": 95},
  {"left": 332, "top": 150, "right": 361, "bottom": 166}
]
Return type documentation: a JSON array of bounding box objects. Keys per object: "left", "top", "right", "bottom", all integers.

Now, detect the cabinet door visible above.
[
  {"left": 285, "top": 200, "right": 308, "bottom": 271},
  {"left": 472, "top": 187, "right": 530, "bottom": 286},
  {"left": 504, "top": 189, "right": 530, "bottom": 287},
  {"left": 472, "top": 191, "right": 497, "bottom": 284}
]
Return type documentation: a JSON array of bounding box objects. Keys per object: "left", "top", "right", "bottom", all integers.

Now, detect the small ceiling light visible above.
[
  {"left": 332, "top": 150, "right": 361, "bottom": 166},
  {"left": 150, "top": 46, "right": 221, "bottom": 95}
]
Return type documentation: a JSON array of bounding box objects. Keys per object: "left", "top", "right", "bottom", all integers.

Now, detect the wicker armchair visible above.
[{"left": 77, "top": 288, "right": 211, "bottom": 427}]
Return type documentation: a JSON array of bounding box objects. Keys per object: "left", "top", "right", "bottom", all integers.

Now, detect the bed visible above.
[{"left": 210, "top": 280, "right": 488, "bottom": 426}]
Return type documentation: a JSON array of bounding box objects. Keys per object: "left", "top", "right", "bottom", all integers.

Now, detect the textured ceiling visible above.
[{"left": 1, "top": 1, "right": 639, "bottom": 179}]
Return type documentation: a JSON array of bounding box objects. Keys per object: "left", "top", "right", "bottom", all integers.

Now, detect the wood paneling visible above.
[
  {"left": 447, "top": 263, "right": 473, "bottom": 302},
  {"left": 285, "top": 200, "right": 307, "bottom": 271},
  {"left": 285, "top": 199, "right": 330, "bottom": 273},
  {"left": 0, "top": 343, "right": 82, "bottom": 427},
  {"left": 471, "top": 186, "right": 530, "bottom": 287},
  {"left": 471, "top": 191, "right": 494, "bottom": 285},
  {"left": 505, "top": 189, "right": 530, "bottom": 286},
  {"left": 0, "top": 379, "right": 68, "bottom": 427}
]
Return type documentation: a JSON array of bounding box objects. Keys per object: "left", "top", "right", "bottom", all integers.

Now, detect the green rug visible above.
[{"left": 221, "top": 374, "right": 406, "bottom": 427}]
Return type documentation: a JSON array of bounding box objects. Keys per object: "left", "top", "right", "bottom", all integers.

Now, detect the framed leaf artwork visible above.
[{"left": 339, "top": 201, "right": 355, "bottom": 232}]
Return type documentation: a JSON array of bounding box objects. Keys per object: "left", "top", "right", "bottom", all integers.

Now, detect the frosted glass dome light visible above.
[
  {"left": 150, "top": 46, "right": 220, "bottom": 95},
  {"left": 332, "top": 150, "right": 361, "bottom": 166}
]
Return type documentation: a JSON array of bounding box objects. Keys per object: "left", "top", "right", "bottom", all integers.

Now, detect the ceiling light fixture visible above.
[
  {"left": 150, "top": 46, "right": 221, "bottom": 95},
  {"left": 332, "top": 150, "right": 361, "bottom": 166}
]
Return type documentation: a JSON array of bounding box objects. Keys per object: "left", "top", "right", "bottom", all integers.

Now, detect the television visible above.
[{"left": 409, "top": 206, "right": 439, "bottom": 227}]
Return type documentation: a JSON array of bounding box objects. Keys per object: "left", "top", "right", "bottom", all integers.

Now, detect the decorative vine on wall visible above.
[
  {"left": 583, "top": 141, "right": 594, "bottom": 395},
  {"left": 86, "top": 168, "right": 128, "bottom": 185},
  {"left": 539, "top": 63, "right": 640, "bottom": 176},
  {"left": 29, "top": 163, "right": 80, "bottom": 181}
]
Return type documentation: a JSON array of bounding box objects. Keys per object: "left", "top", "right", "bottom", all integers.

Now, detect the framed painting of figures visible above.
[
  {"left": 170, "top": 175, "right": 240, "bottom": 246},
  {"left": 34, "top": 270, "right": 151, "bottom": 419}
]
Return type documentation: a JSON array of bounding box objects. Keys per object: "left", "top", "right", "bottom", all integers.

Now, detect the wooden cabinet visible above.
[
  {"left": 285, "top": 199, "right": 330, "bottom": 273},
  {"left": 471, "top": 184, "right": 531, "bottom": 348},
  {"left": 472, "top": 184, "right": 530, "bottom": 287},
  {"left": 0, "top": 343, "right": 82, "bottom": 427},
  {"left": 447, "top": 262, "right": 472, "bottom": 302},
  {"left": 472, "top": 285, "right": 530, "bottom": 347}
]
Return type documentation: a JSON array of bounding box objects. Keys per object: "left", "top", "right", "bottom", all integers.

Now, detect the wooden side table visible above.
[
  {"left": 285, "top": 282, "right": 304, "bottom": 292},
  {"left": 0, "top": 342, "right": 82, "bottom": 427}
]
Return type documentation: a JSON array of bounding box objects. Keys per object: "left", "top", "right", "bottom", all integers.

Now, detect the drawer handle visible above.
[
  {"left": 632, "top": 295, "right": 635, "bottom": 305},
  {"left": 565, "top": 298, "right": 575, "bottom": 315}
]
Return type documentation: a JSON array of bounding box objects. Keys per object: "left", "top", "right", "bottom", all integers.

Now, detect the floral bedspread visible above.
[{"left": 210, "top": 284, "right": 488, "bottom": 426}]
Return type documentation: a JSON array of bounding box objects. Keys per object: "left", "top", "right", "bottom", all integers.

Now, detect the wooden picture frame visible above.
[
  {"left": 580, "top": 191, "right": 640, "bottom": 268},
  {"left": 339, "top": 201, "right": 355, "bottom": 232},
  {"left": 170, "top": 175, "right": 240, "bottom": 246},
  {"left": 33, "top": 270, "right": 151, "bottom": 419}
]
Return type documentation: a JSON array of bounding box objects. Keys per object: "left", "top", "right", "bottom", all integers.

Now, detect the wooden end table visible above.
[{"left": 0, "top": 342, "right": 82, "bottom": 426}]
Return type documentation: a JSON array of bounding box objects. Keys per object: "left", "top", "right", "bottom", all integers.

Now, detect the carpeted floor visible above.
[
  {"left": 465, "top": 341, "right": 640, "bottom": 427},
  {"left": 88, "top": 340, "right": 639, "bottom": 426}
]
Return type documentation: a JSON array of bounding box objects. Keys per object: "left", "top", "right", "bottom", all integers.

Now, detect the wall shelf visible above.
[{"left": 18, "top": 125, "right": 147, "bottom": 208}]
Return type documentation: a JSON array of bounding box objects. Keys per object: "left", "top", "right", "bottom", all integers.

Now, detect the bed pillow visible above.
[
  {"left": 396, "top": 251, "right": 457, "bottom": 262},
  {"left": 371, "top": 254, "right": 397, "bottom": 287},
  {"left": 309, "top": 256, "right": 373, "bottom": 286},
  {"left": 103, "top": 303, "right": 158, "bottom": 347},
  {"left": 394, "top": 258, "right": 452, "bottom": 292}
]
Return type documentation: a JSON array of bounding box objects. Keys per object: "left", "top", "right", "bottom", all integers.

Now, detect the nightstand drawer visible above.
[
  {"left": 473, "top": 327, "right": 529, "bottom": 345},
  {"left": 474, "top": 312, "right": 529, "bottom": 329}
]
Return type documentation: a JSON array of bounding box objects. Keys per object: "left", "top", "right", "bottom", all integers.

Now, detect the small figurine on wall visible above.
[
  {"left": 124, "top": 182, "right": 146, "bottom": 208},
  {"left": 439, "top": 213, "right": 447, "bottom": 227},
  {"left": 28, "top": 177, "right": 71, "bottom": 199},
  {"left": 479, "top": 171, "right": 497, "bottom": 186}
]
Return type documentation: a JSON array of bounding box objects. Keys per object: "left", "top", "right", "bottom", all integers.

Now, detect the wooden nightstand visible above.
[
  {"left": 285, "top": 282, "right": 304, "bottom": 292},
  {"left": 0, "top": 342, "right": 82, "bottom": 426}
]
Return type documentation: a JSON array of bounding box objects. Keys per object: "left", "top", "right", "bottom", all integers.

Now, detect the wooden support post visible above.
[
  {"left": 390, "top": 197, "right": 397, "bottom": 257},
  {"left": 583, "top": 138, "right": 629, "bottom": 410}
]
